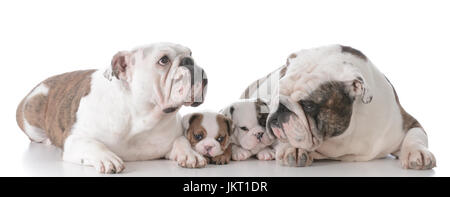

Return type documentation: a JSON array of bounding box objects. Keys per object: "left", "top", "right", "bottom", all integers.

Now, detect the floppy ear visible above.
[
  {"left": 110, "top": 51, "right": 132, "bottom": 80},
  {"left": 344, "top": 76, "right": 373, "bottom": 104},
  {"left": 219, "top": 104, "right": 235, "bottom": 120},
  {"left": 255, "top": 98, "right": 270, "bottom": 127},
  {"left": 224, "top": 117, "right": 234, "bottom": 135},
  {"left": 181, "top": 113, "right": 201, "bottom": 132}
]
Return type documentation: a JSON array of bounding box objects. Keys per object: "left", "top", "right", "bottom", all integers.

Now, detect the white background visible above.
[{"left": 0, "top": 0, "right": 449, "bottom": 176}]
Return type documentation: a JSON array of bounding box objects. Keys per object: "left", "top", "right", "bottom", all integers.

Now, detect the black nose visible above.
[
  {"left": 256, "top": 132, "right": 264, "bottom": 140},
  {"left": 180, "top": 57, "right": 194, "bottom": 66}
]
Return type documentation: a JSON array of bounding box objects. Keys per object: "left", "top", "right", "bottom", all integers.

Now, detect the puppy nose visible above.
[
  {"left": 180, "top": 57, "right": 194, "bottom": 66},
  {"left": 256, "top": 132, "right": 264, "bottom": 140},
  {"left": 205, "top": 145, "right": 213, "bottom": 151}
]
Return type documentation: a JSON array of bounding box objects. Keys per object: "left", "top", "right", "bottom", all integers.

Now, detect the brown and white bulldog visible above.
[
  {"left": 242, "top": 44, "right": 436, "bottom": 170},
  {"left": 16, "top": 43, "right": 208, "bottom": 173},
  {"left": 182, "top": 112, "right": 233, "bottom": 165}
]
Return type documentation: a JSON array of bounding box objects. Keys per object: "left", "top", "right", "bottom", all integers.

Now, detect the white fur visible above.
[
  {"left": 183, "top": 112, "right": 225, "bottom": 157},
  {"left": 23, "top": 83, "right": 49, "bottom": 143},
  {"left": 253, "top": 45, "right": 435, "bottom": 169},
  {"left": 195, "top": 112, "right": 222, "bottom": 157},
  {"left": 26, "top": 83, "right": 49, "bottom": 99},
  {"left": 222, "top": 99, "right": 275, "bottom": 161},
  {"left": 23, "top": 119, "right": 48, "bottom": 143},
  {"left": 60, "top": 43, "right": 207, "bottom": 173}
]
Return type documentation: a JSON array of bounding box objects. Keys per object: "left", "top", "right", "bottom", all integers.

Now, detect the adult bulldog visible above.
[
  {"left": 242, "top": 45, "right": 436, "bottom": 170},
  {"left": 16, "top": 43, "right": 208, "bottom": 173}
]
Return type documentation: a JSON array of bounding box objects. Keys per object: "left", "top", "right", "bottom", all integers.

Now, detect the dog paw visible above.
[
  {"left": 232, "top": 147, "right": 252, "bottom": 161},
  {"left": 210, "top": 154, "right": 231, "bottom": 165},
  {"left": 276, "top": 147, "right": 313, "bottom": 167},
  {"left": 78, "top": 151, "right": 125, "bottom": 174},
  {"left": 257, "top": 148, "right": 275, "bottom": 160},
  {"left": 400, "top": 147, "right": 436, "bottom": 170},
  {"left": 176, "top": 150, "right": 207, "bottom": 168}
]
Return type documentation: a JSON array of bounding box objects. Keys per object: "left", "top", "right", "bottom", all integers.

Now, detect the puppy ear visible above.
[
  {"left": 224, "top": 117, "right": 234, "bottom": 135},
  {"left": 344, "top": 76, "right": 373, "bottom": 104},
  {"left": 181, "top": 113, "right": 201, "bottom": 131},
  {"left": 111, "top": 51, "right": 132, "bottom": 80},
  {"left": 255, "top": 98, "right": 270, "bottom": 128},
  {"left": 219, "top": 105, "right": 235, "bottom": 119}
]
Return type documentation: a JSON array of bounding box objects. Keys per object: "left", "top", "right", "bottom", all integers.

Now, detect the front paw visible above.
[
  {"left": 232, "top": 146, "right": 252, "bottom": 161},
  {"left": 276, "top": 147, "right": 313, "bottom": 167},
  {"left": 400, "top": 147, "right": 436, "bottom": 170},
  {"left": 257, "top": 148, "right": 275, "bottom": 160},
  {"left": 176, "top": 150, "right": 207, "bottom": 168},
  {"left": 210, "top": 154, "right": 231, "bottom": 165},
  {"left": 65, "top": 150, "right": 125, "bottom": 174}
]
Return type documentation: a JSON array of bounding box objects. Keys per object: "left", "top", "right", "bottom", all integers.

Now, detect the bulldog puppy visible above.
[
  {"left": 243, "top": 45, "right": 436, "bottom": 170},
  {"left": 220, "top": 98, "right": 275, "bottom": 161},
  {"left": 182, "top": 112, "right": 233, "bottom": 165},
  {"left": 16, "top": 43, "right": 208, "bottom": 173}
]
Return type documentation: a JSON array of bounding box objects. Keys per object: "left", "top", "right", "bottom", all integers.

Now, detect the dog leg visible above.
[
  {"left": 231, "top": 144, "right": 252, "bottom": 161},
  {"left": 400, "top": 128, "right": 436, "bottom": 170},
  {"left": 398, "top": 127, "right": 436, "bottom": 170},
  {"left": 166, "top": 136, "right": 207, "bottom": 168},
  {"left": 62, "top": 135, "right": 125, "bottom": 174},
  {"left": 256, "top": 147, "right": 275, "bottom": 160},
  {"left": 275, "top": 142, "right": 313, "bottom": 167}
]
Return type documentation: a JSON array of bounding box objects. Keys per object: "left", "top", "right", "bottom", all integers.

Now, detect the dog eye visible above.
[
  {"left": 194, "top": 133, "right": 203, "bottom": 141},
  {"left": 216, "top": 136, "right": 224, "bottom": 142},
  {"left": 240, "top": 126, "right": 249, "bottom": 131},
  {"left": 299, "top": 100, "right": 317, "bottom": 113},
  {"left": 158, "top": 55, "right": 170, "bottom": 66}
]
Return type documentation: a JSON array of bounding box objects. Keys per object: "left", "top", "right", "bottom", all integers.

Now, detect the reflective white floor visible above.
[{"left": 0, "top": 142, "right": 445, "bottom": 177}]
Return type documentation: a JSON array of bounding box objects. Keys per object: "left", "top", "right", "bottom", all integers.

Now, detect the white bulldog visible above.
[
  {"left": 243, "top": 44, "right": 436, "bottom": 169},
  {"left": 16, "top": 43, "right": 208, "bottom": 173},
  {"left": 220, "top": 98, "right": 275, "bottom": 161}
]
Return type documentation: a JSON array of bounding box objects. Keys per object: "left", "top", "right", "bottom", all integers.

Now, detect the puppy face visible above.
[
  {"left": 266, "top": 45, "right": 372, "bottom": 151},
  {"left": 106, "top": 43, "right": 208, "bottom": 114},
  {"left": 221, "top": 98, "right": 274, "bottom": 151},
  {"left": 183, "top": 112, "right": 233, "bottom": 157}
]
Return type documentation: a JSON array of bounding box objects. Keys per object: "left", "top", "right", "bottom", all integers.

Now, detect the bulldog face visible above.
[
  {"left": 221, "top": 98, "right": 274, "bottom": 151},
  {"left": 182, "top": 112, "right": 233, "bottom": 157},
  {"left": 106, "top": 43, "right": 207, "bottom": 113},
  {"left": 268, "top": 82, "right": 359, "bottom": 151},
  {"left": 266, "top": 45, "right": 372, "bottom": 151}
]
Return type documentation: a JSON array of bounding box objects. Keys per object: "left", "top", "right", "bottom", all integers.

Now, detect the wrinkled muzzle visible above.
[
  {"left": 167, "top": 57, "right": 207, "bottom": 112},
  {"left": 267, "top": 97, "right": 322, "bottom": 151}
]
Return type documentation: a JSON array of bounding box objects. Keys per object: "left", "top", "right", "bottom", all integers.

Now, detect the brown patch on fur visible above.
[
  {"left": 16, "top": 70, "right": 96, "bottom": 148},
  {"left": 185, "top": 114, "right": 207, "bottom": 147},
  {"left": 279, "top": 65, "right": 288, "bottom": 79},
  {"left": 286, "top": 53, "right": 297, "bottom": 66},
  {"left": 341, "top": 45, "right": 367, "bottom": 61},
  {"left": 289, "top": 53, "right": 297, "bottom": 59},
  {"left": 24, "top": 94, "right": 48, "bottom": 129},
  {"left": 301, "top": 81, "right": 354, "bottom": 138},
  {"left": 216, "top": 115, "right": 233, "bottom": 151},
  {"left": 184, "top": 114, "right": 232, "bottom": 165},
  {"left": 385, "top": 77, "right": 423, "bottom": 133},
  {"left": 111, "top": 51, "right": 130, "bottom": 79},
  {"left": 209, "top": 145, "right": 231, "bottom": 165}
]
